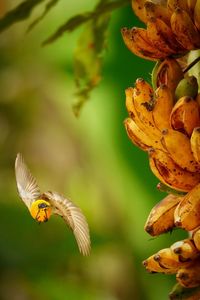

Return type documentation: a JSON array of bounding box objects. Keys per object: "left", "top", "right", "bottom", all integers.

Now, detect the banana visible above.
[
  {"left": 171, "top": 8, "right": 200, "bottom": 50},
  {"left": 171, "top": 239, "right": 199, "bottom": 261},
  {"left": 124, "top": 118, "right": 153, "bottom": 151},
  {"left": 147, "top": 17, "right": 176, "bottom": 55},
  {"left": 192, "top": 227, "right": 200, "bottom": 251},
  {"left": 152, "top": 58, "right": 183, "bottom": 92},
  {"left": 157, "top": 182, "right": 187, "bottom": 196},
  {"left": 170, "top": 96, "right": 200, "bottom": 137},
  {"left": 167, "top": 0, "right": 189, "bottom": 14},
  {"left": 169, "top": 283, "right": 200, "bottom": 300},
  {"left": 144, "top": 193, "right": 181, "bottom": 236},
  {"left": 144, "top": 1, "right": 171, "bottom": 26},
  {"left": 175, "top": 76, "right": 198, "bottom": 100},
  {"left": 121, "top": 27, "right": 163, "bottom": 61},
  {"left": 143, "top": 254, "right": 178, "bottom": 274},
  {"left": 174, "top": 183, "right": 200, "bottom": 230},
  {"left": 152, "top": 85, "right": 174, "bottom": 131},
  {"left": 161, "top": 129, "right": 200, "bottom": 172},
  {"left": 154, "top": 247, "right": 192, "bottom": 269},
  {"left": 194, "top": 0, "right": 200, "bottom": 31},
  {"left": 187, "top": 0, "right": 197, "bottom": 16},
  {"left": 191, "top": 127, "right": 200, "bottom": 164},
  {"left": 149, "top": 148, "right": 200, "bottom": 192},
  {"left": 176, "top": 258, "right": 200, "bottom": 288},
  {"left": 125, "top": 87, "right": 165, "bottom": 150},
  {"left": 132, "top": 0, "right": 147, "bottom": 24}
]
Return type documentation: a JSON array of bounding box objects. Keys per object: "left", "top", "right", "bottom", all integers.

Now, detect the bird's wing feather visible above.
[
  {"left": 44, "top": 191, "right": 91, "bottom": 256},
  {"left": 15, "top": 153, "right": 41, "bottom": 209}
]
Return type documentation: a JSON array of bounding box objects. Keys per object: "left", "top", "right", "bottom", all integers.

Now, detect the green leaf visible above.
[
  {"left": 72, "top": 9, "right": 110, "bottom": 116},
  {"left": 169, "top": 283, "right": 200, "bottom": 299},
  {"left": 0, "top": 0, "right": 45, "bottom": 33},
  {"left": 42, "top": 0, "right": 130, "bottom": 45},
  {"left": 27, "top": 0, "right": 60, "bottom": 33}
]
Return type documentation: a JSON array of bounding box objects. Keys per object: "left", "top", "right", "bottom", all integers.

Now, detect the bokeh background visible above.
[{"left": 0, "top": 1, "right": 188, "bottom": 299}]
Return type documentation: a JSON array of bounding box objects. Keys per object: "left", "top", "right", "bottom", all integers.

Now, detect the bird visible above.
[{"left": 15, "top": 153, "right": 91, "bottom": 256}]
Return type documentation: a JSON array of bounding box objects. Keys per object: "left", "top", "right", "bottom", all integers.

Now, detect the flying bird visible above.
[{"left": 15, "top": 153, "right": 91, "bottom": 256}]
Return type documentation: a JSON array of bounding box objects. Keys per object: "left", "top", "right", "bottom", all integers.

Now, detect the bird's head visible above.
[{"left": 30, "top": 200, "right": 52, "bottom": 223}]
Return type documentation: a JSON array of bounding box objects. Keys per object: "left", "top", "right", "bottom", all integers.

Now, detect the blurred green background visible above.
[{"left": 0, "top": 1, "right": 188, "bottom": 299}]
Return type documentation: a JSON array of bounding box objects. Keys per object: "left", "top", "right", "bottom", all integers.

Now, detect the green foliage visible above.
[
  {"left": 27, "top": 0, "right": 60, "bottom": 33},
  {"left": 73, "top": 11, "right": 110, "bottom": 116},
  {"left": 0, "top": 0, "right": 130, "bottom": 115},
  {"left": 0, "top": 0, "right": 45, "bottom": 32}
]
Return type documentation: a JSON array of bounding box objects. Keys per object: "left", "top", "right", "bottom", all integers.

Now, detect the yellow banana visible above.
[
  {"left": 191, "top": 127, "right": 200, "bottom": 164},
  {"left": 171, "top": 8, "right": 200, "bottom": 50},
  {"left": 144, "top": 194, "right": 181, "bottom": 236},
  {"left": 143, "top": 254, "right": 178, "bottom": 274},
  {"left": 144, "top": 1, "right": 171, "bottom": 26},
  {"left": 174, "top": 183, "right": 200, "bottom": 230},
  {"left": 152, "top": 58, "right": 183, "bottom": 92},
  {"left": 170, "top": 239, "right": 199, "bottom": 261},
  {"left": 147, "top": 17, "right": 177, "bottom": 55},
  {"left": 176, "top": 259, "right": 200, "bottom": 288},
  {"left": 132, "top": 0, "right": 147, "bottom": 24},
  {"left": 125, "top": 87, "right": 164, "bottom": 150},
  {"left": 194, "top": 0, "right": 200, "bottom": 31},
  {"left": 161, "top": 129, "right": 200, "bottom": 172},
  {"left": 152, "top": 85, "right": 174, "bottom": 131},
  {"left": 167, "top": 0, "right": 189, "bottom": 14},
  {"left": 192, "top": 227, "right": 200, "bottom": 251},
  {"left": 124, "top": 118, "right": 153, "bottom": 151},
  {"left": 170, "top": 96, "right": 200, "bottom": 137},
  {"left": 154, "top": 248, "right": 192, "bottom": 269},
  {"left": 121, "top": 27, "right": 163, "bottom": 61},
  {"left": 149, "top": 148, "right": 200, "bottom": 192}
]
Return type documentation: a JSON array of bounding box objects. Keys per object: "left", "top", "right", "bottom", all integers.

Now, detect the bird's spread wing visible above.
[
  {"left": 15, "top": 153, "right": 41, "bottom": 209},
  {"left": 44, "top": 191, "right": 91, "bottom": 256}
]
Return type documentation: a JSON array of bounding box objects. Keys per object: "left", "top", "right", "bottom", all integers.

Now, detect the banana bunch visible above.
[
  {"left": 121, "top": 0, "right": 200, "bottom": 60},
  {"left": 143, "top": 239, "right": 200, "bottom": 288},
  {"left": 125, "top": 58, "right": 200, "bottom": 193}
]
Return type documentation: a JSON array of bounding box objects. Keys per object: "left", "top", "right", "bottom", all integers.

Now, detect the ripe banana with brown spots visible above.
[
  {"left": 154, "top": 247, "right": 193, "bottom": 269},
  {"left": 170, "top": 239, "right": 199, "bottom": 261},
  {"left": 152, "top": 85, "right": 174, "bottom": 131},
  {"left": 121, "top": 27, "right": 164, "bottom": 61},
  {"left": 174, "top": 183, "right": 200, "bottom": 230},
  {"left": 143, "top": 254, "right": 178, "bottom": 274},
  {"left": 191, "top": 127, "right": 200, "bottom": 164},
  {"left": 161, "top": 129, "right": 200, "bottom": 172},
  {"left": 170, "top": 96, "right": 200, "bottom": 137},
  {"left": 144, "top": 1, "right": 171, "bottom": 26},
  {"left": 149, "top": 148, "right": 200, "bottom": 192},
  {"left": 176, "top": 258, "right": 200, "bottom": 288},
  {"left": 171, "top": 8, "right": 200, "bottom": 50},
  {"left": 144, "top": 193, "right": 181, "bottom": 236}
]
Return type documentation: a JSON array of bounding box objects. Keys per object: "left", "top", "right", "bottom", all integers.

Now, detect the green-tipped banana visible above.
[
  {"left": 175, "top": 76, "right": 198, "bottom": 100},
  {"left": 157, "top": 182, "right": 187, "bottom": 196},
  {"left": 169, "top": 283, "right": 200, "bottom": 300}
]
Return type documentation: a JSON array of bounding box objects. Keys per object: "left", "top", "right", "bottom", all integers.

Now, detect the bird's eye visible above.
[{"left": 38, "top": 202, "right": 48, "bottom": 209}]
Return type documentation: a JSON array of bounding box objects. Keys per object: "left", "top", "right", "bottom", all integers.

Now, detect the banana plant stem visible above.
[{"left": 183, "top": 56, "right": 200, "bottom": 74}]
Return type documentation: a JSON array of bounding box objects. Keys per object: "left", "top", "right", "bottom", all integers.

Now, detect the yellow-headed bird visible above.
[{"left": 15, "top": 153, "right": 91, "bottom": 256}]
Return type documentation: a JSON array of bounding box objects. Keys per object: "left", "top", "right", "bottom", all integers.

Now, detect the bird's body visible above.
[{"left": 15, "top": 153, "right": 91, "bottom": 256}]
